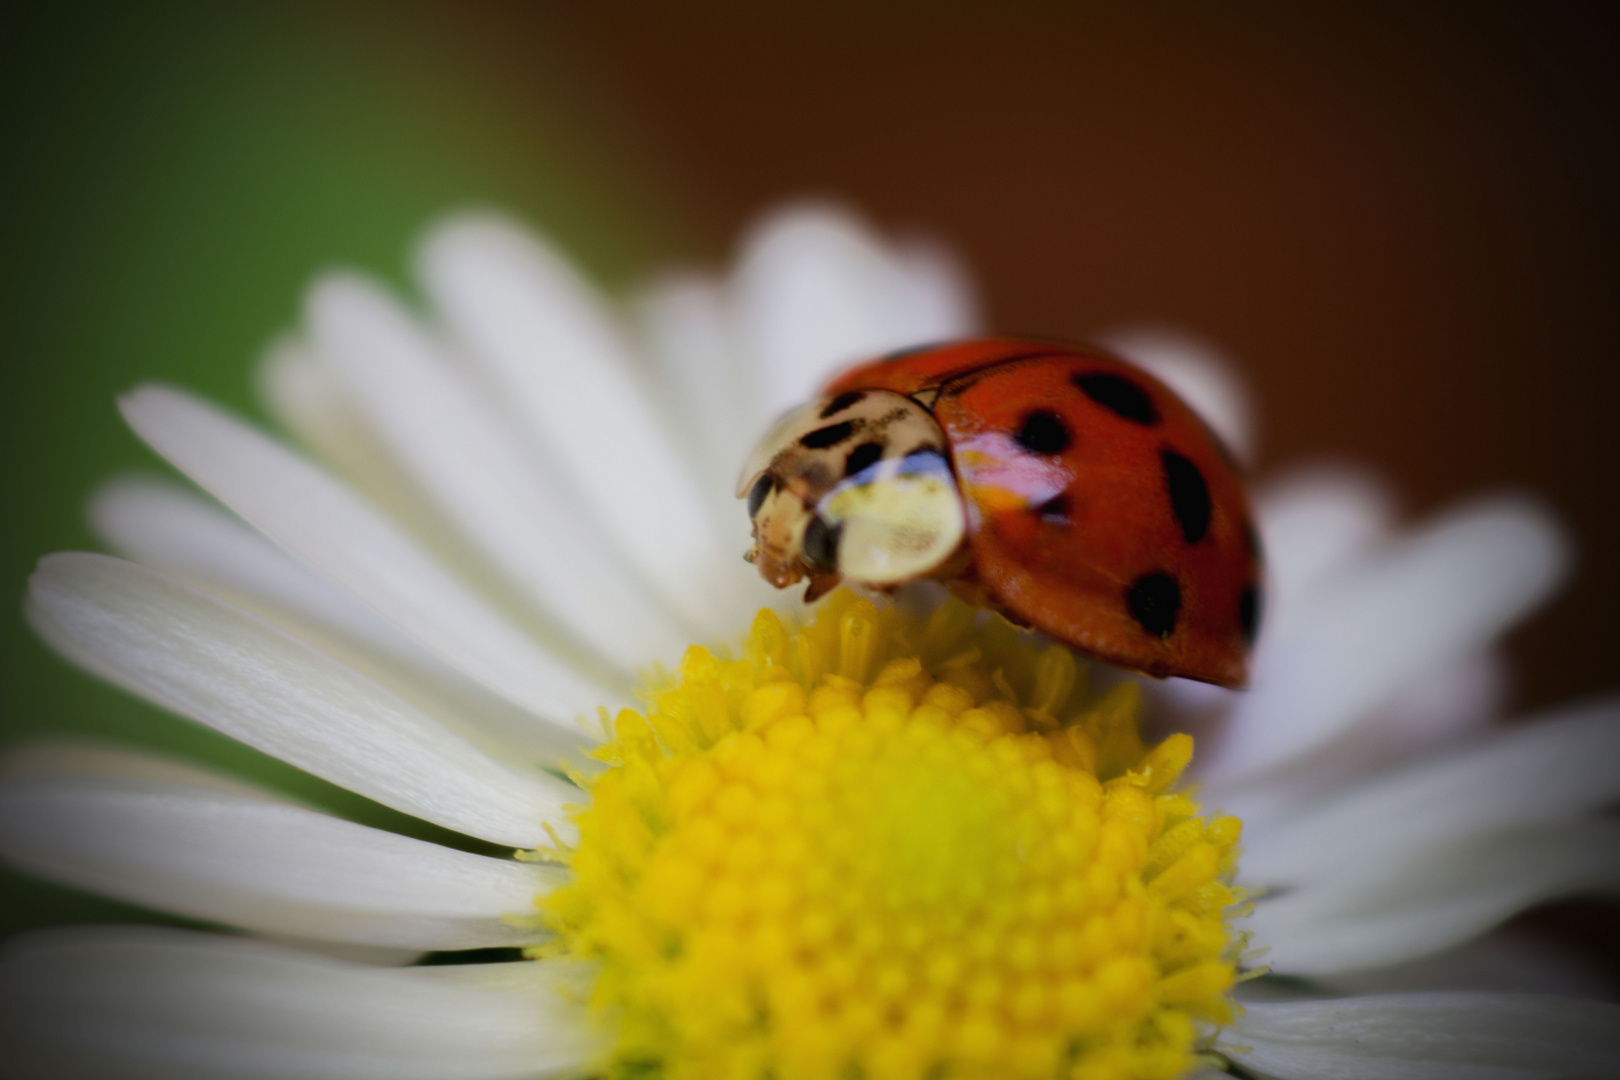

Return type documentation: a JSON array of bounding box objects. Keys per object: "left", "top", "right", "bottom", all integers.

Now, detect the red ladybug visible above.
[{"left": 737, "top": 338, "right": 1260, "bottom": 688}]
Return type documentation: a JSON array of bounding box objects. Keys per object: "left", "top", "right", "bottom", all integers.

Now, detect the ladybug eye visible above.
[
  {"left": 746, "top": 474, "right": 774, "bottom": 518},
  {"left": 802, "top": 515, "right": 842, "bottom": 571}
]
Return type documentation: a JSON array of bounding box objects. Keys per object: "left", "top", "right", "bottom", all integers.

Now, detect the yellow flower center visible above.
[{"left": 541, "top": 591, "right": 1244, "bottom": 1080}]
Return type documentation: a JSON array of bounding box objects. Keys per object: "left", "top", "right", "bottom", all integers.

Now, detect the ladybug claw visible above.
[{"left": 802, "top": 569, "right": 842, "bottom": 604}]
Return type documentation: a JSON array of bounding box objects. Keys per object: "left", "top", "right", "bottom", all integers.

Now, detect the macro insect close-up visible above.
[
  {"left": 740, "top": 339, "right": 1261, "bottom": 688},
  {"left": 2, "top": 6, "right": 1618, "bottom": 1080}
]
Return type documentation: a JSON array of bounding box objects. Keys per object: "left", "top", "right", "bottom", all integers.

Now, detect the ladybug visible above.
[{"left": 737, "top": 338, "right": 1261, "bottom": 688}]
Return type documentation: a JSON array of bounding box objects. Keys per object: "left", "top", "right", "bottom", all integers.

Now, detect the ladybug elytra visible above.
[{"left": 737, "top": 338, "right": 1261, "bottom": 688}]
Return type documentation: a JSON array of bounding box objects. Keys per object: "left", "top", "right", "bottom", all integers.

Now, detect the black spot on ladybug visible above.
[
  {"left": 844, "top": 441, "right": 884, "bottom": 478},
  {"left": 1239, "top": 584, "right": 1262, "bottom": 643},
  {"left": 746, "top": 474, "right": 774, "bottom": 518},
  {"left": 1126, "top": 572, "right": 1181, "bottom": 637},
  {"left": 800, "top": 421, "right": 854, "bottom": 449},
  {"left": 1014, "top": 410, "right": 1071, "bottom": 455},
  {"left": 1073, "top": 372, "right": 1160, "bottom": 425},
  {"left": 1161, "top": 449, "right": 1211, "bottom": 544},
  {"left": 1032, "top": 493, "right": 1071, "bottom": 522},
  {"left": 819, "top": 391, "right": 867, "bottom": 419},
  {"left": 802, "top": 516, "right": 841, "bottom": 571}
]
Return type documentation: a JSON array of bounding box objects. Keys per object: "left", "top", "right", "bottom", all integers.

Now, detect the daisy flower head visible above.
[{"left": 3, "top": 205, "right": 1619, "bottom": 1080}]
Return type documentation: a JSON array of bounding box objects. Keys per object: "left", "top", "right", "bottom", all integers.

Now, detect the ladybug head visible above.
[{"left": 737, "top": 389, "right": 967, "bottom": 601}]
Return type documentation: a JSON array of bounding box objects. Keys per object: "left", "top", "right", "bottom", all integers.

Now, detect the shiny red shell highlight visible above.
[{"left": 823, "top": 338, "right": 1260, "bottom": 688}]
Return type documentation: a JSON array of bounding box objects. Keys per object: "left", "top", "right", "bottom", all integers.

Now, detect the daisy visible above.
[{"left": 2, "top": 205, "right": 1617, "bottom": 1080}]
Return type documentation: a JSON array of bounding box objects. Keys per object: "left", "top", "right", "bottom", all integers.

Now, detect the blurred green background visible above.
[{"left": 0, "top": 1, "right": 689, "bottom": 934}]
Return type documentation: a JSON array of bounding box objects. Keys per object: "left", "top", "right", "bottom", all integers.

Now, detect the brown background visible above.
[{"left": 521, "top": 2, "right": 1620, "bottom": 717}]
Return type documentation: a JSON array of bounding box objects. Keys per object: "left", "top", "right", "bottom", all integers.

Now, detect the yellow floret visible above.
[{"left": 542, "top": 591, "right": 1245, "bottom": 1080}]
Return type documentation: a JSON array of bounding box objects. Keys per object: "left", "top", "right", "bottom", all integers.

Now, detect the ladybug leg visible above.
[{"left": 802, "top": 567, "right": 843, "bottom": 603}]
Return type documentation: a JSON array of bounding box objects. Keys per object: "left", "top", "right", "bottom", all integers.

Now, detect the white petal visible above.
[
  {"left": 307, "top": 273, "right": 688, "bottom": 672},
  {"left": 258, "top": 936, "right": 426, "bottom": 967},
  {"left": 730, "top": 202, "right": 976, "bottom": 425},
  {"left": 0, "top": 926, "right": 602, "bottom": 1080},
  {"left": 1229, "top": 992, "right": 1620, "bottom": 1080},
  {"left": 257, "top": 335, "right": 365, "bottom": 467},
  {"left": 412, "top": 951, "right": 596, "bottom": 999},
  {"left": 631, "top": 281, "right": 803, "bottom": 629},
  {"left": 1246, "top": 819, "right": 1620, "bottom": 974},
  {"left": 1240, "top": 696, "right": 1620, "bottom": 887},
  {"left": 1316, "top": 925, "right": 1620, "bottom": 1000},
  {"left": 119, "top": 384, "right": 614, "bottom": 723},
  {"left": 88, "top": 473, "right": 421, "bottom": 667},
  {"left": 88, "top": 475, "right": 598, "bottom": 769},
  {"left": 0, "top": 770, "right": 562, "bottom": 949},
  {"left": 257, "top": 340, "right": 585, "bottom": 668},
  {"left": 1094, "top": 327, "right": 1256, "bottom": 465},
  {"left": 27, "top": 552, "right": 577, "bottom": 847},
  {"left": 632, "top": 271, "right": 756, "bottom": 520},
  {"left": 417, "top": 213, "right": 753, "bottom": 639},
  {"left": 256, "top": 338, "right": 465, "bottom": 549},
  {"left": 1, "top": 748, "right": 449, "bottom": 962},
  {"left": 892, "top": 236, "right": 981, "bottom": 345},
  {"left": 1204, "top": 497, "right": 1570, "bottom": 784},
  {"left": 0, "top": 738, "right": 272, "bottom": 798},
  {"left": 1252, "top": 465, "right": 1397, "bottom": 633},
  {"left": 1213, "top": 650, "right": 1507, "bottom": 832},
  {"left": 1346, "top": 648, "right": 1507, "bottom": 764}
]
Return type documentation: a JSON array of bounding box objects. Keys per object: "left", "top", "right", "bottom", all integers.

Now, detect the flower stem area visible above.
[{"left": 542, "top": 592, "right": 1244, "bottom": 1080}]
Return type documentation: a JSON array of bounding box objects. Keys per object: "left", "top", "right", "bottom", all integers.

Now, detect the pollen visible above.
[{"left": 541, "top": 591, "right": 1244, "bottom": 1080}]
